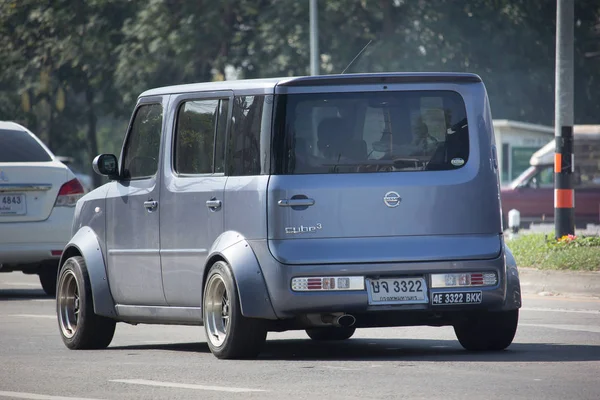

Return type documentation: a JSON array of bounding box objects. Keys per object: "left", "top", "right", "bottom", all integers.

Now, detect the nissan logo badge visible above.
[{"left": 383, "top": 191, "right": 401, "bottom": 208}]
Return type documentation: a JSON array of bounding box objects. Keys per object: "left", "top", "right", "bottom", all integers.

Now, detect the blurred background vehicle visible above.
[
  {"left": 55, "top": 156, "right": 94, "bottom": 193},
  {"left": 501, "top": 125, "right": 600, "bottom": 228},
  {"left": 0, "top": 121, "right": 85, "bottom": 296}
]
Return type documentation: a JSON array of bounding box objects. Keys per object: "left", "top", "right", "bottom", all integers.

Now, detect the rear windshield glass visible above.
[
  {"left": 0, "top": 129, "right": 52, "bottom": 162},
  {"left": 273, "top": 90, "right": 469, "bottom": 174}
]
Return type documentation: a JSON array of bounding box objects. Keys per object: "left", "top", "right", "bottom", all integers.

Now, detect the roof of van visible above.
[
  {"left": 139, "top": 72, "right": 482, "bottom": 97},
  {"left": 530, "top": 125, "right": 600, "bottom": 166}
]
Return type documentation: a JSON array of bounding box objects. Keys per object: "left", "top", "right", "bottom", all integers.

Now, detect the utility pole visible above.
[
  {"left": 309, "top": 0, "right": 319, "bottom": 75},
  {"left": 554, "top": 0, "right": 575, "bottom": 238}
]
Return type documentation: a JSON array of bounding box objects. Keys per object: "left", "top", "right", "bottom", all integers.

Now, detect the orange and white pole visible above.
[{"left": 554, "top": 0, "right": 575, "bottom": 238}]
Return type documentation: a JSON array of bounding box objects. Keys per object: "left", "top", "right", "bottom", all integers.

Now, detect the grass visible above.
[{"left": 507, "top": 233, "right": 600, "bottom": 271}]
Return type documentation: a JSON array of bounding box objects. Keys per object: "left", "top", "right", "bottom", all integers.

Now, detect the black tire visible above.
[
  {"left": 56, "top": 256, "right": 116, "bottom": 350},
  {"left": 306, "top": 326, "right": 356, "bottom": 341},
  {"left": 38, "top": 262, "right": 59, "bottom": 297},
  {"left": 202, "top": 261, "right": 267, "bottom": 359},
  {"left": 453, "top": 309, "right": 519, "bottom": 351}
]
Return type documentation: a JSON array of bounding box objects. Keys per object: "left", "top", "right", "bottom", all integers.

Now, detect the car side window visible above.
[
  {"left": 174, "top": 99, "right": 221, "bottom": 175},
  {"left": 528, "top": 166, "right": 554, "bottom": 189},
  {"left": 227, "top": 95, "right": 266, "bottom": 176},
  {"left": 121, "top": 103, "right": 163, "bottom": 180}
]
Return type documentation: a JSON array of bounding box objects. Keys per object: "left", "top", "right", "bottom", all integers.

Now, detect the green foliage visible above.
[
  {"left": 1, "top": 0, "right": 599, "bottom": 187},
  {"left": 508, "top": 233, "right": 600, "bottom": 271}
]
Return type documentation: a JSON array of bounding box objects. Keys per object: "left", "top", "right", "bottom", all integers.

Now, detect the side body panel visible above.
[
  {"left": 159, "top": 91, "right": 232, "bottom": 307},
  {"left": 105, "top": 95, "right": 169, "bottom": 306}
]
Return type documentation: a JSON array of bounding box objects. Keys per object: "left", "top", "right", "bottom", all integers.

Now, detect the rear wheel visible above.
[
  {"left": 306, "top": 327, "right": 356, "bottom": 341},
  {"left": 38, "top": 262, "right": 59, "bottom": 297},
  {"left": 453, "top": 309, "right": 519, "bottom": 351},
  {"left": 203, "top": 261, "right": 267, "bottom": 359},
  {"left": 56, "top": 256, "right": 116, "bottom": 349}
]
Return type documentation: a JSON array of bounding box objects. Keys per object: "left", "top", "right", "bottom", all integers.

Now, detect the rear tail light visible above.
[
  {"left": 54, "top": 178, "right": 84, "bottom": 207},
  {"left": 291, "top": 276, "right": 364, "bottom": 291},
  {"left": 431, "top": 272, "right": 498, "bottom": 288}
]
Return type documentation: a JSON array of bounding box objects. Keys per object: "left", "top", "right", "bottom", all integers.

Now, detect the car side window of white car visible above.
[{"left": 121, "top": 103, "right": 163, "bottom": 180}]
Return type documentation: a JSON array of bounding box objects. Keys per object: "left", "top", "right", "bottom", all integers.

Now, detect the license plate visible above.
[
  {"left": 0, "top": 193, "right": 26, "bottom": 215},
  {"left": 431, "top": 291, "right": 482, "bottom": 305},
  {"left": 366, "top": 277, "right": 428, "bottom": 305}
]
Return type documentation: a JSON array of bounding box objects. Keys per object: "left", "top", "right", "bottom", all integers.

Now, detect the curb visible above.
[{"left": 519, "top": 267, "right": 600, "bottom": 298}]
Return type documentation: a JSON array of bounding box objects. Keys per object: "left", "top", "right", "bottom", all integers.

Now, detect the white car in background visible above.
[
  {"left": 55, "top": 156, "right": 94, "bottom": 193},
  {"left": 0, "top": 121, "right": 84, "bottom": 296}
]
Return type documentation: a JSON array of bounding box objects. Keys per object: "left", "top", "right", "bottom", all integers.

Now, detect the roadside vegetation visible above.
[{"left": 508, "top": 233, "right": 600, "bottom": 271}]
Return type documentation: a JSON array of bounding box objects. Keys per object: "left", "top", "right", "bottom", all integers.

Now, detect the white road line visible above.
[
  {"left": 5, "top": 314, "right": 55, "bottom": 319},
  {"left": 110, "top": 379, "right": 268, "bottom": 393},
  {"left": 0, "top": 391, "right": 104, "bottom": 400},
  {"left": 521, "top": 307, "right": 600, "bottom": 314},
  {"left": 520, "top": 323, "right": 600, "bottom": 334}
]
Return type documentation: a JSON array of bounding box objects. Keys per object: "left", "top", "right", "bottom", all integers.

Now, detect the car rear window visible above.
[
  {"left": 0, "top": 129, "right": 52, "bottom": 162},
  {"left": 273, "top": 90, "right": 469, "bottom": 174}
]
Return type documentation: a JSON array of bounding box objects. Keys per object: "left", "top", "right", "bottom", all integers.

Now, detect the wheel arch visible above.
[
  {"left": 203, "top": 231, "right": 277, "bottom": 320},
  {"left": 502, "top": 242, "right": 522, "bottom": 310},
  {"left": 59, "top": 227, "right": 117, "bottom": 318}
]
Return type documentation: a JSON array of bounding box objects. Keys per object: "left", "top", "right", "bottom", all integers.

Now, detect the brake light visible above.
[
  {"left": 54, "top": 178, "right": 84, "bottom": 207},
  {"left": 430, "top": 272, "right": 498, "bottom": 288},
  {"left": 291, "top": 276, "right": 365, "bottom": 291}
]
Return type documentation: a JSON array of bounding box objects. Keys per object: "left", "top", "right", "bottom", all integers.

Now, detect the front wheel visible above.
[
  {"left": 56, "top": 256, "right": 116, "bottom": 349},
  {"left": 453, "top": 309, "right": 519, "bottom": 351},
  {"left": 203, "top": 261, "right": 267, "bottom": 359}
]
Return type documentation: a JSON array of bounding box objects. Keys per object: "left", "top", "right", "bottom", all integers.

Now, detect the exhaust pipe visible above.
[{"left": 335, "top": 314, "right": 356, "bottom": 327}]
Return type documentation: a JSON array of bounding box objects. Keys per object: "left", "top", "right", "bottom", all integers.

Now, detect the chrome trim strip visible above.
[{"left": 0, "top": 184, "right": 52, "bottom": 193}]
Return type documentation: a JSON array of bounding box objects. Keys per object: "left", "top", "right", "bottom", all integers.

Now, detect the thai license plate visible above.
[
  {"left": 431, "top": 291, "right": 482, "bottom": 305},
  {"left": 366, "top": 277, "right": 428, "bottom": 305},
  {"left": 0, "top": 193, "right": 26, "bottom": 215}
]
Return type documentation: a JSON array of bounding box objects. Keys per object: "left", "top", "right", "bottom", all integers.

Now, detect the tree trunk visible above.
[{"left": 85, "top": 86, "right": 101, "bottom": 188}]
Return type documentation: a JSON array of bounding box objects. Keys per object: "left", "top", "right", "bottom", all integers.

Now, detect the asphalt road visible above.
[{"left": 1, "top": 273, "right": 599, "bottom": 400}]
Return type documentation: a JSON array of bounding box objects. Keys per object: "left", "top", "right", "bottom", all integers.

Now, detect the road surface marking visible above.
[
  {"left": 522, "top": 294, "right": 600, "bottom": 303},
  {"left": 0, "top": 391, "right": 104, "bottom": 400},
  {"left": 5, "top": 314, "right": 55, "bottom": 319},
  {"left": 522, "top": 307, "right": 600, "bottom": 314},
  {"left": 110, "top": 379, "right": 267, "bottom": 393},
  {"left": 520, "top": 323, "right": 600, "bottom": 334}
]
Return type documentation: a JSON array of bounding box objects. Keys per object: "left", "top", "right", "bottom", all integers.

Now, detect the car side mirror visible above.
[{"left": 92, "top": 154, "right": 120, "bottom": 180}]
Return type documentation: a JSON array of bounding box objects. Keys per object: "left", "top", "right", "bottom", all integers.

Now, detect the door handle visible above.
[
  {"left": 144, "top": 200, "right": 158, "bottom": 211},
  {"left": 206, "top": 199, "right": 222, "bottom": 210},
  {"left": 277, "top": 198, "right": 315, "bottom": 207}
]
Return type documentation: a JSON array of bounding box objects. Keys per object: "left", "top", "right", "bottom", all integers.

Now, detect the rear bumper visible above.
[
  {"left": 0, "top": 206, "right": 74, "bottom": 269},
  {"left": 251, "top": 240, "right": 520, "bottom": 322}
]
